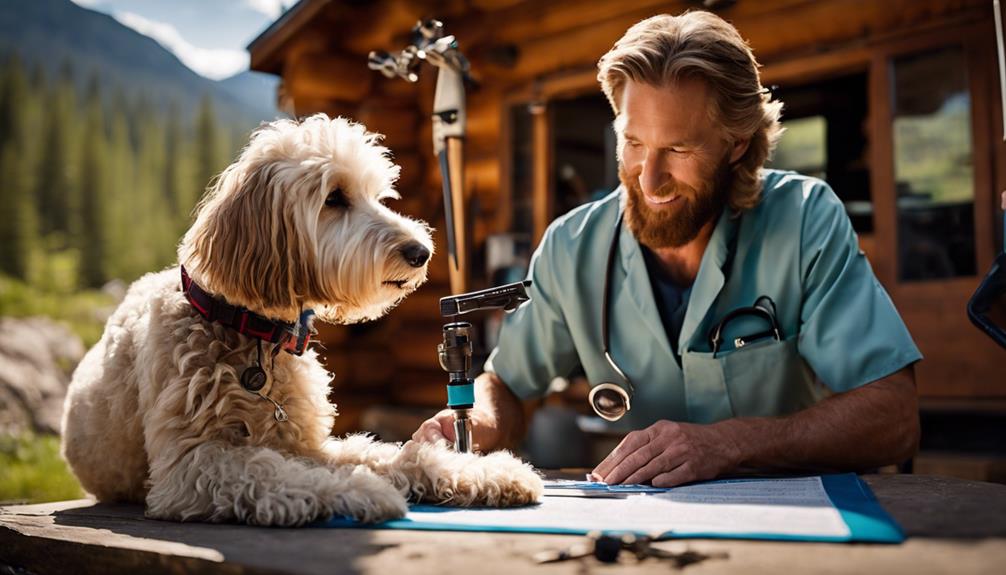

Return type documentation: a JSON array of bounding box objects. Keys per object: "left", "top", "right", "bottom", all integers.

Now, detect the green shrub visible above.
[
  {"left": 0, "top": 270, "right": 114, "bottom": 347},
  {"left": 0, "top": 432, "right": 83, "bottom": 504}
]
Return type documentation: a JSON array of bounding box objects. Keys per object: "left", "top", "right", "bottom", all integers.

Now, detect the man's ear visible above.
[
  {"left": 729, "top": 136, "right": 751, "bottom": 165},
  {"left": 180, "top": 163, "right": 320, "bottom": 318}
]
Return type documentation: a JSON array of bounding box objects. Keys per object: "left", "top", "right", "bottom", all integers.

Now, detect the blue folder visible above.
[{"left": 319, "top": 473, "right": 904, "bottom": 544}]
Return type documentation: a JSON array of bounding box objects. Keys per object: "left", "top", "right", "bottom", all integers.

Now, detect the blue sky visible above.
[{"left": 71, "top": 0, "right": 296, "bottom": 79}]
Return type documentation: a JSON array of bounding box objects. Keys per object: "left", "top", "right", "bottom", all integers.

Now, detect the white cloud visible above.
[
  {"left": 114, "top": 11, "right": 248, "bottom": 80},
  {"left": 245, "top": 0, "right": 292, "bottom": 20},
  {"left": 70, "top": 0, "right": 100, "bottom": 6}
]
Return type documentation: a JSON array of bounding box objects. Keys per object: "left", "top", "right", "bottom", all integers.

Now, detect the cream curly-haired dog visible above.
[{"left": 61, "top": 114, "right": 542, "bottom": 526}]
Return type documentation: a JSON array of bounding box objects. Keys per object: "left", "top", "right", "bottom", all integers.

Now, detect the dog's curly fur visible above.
[{"left": 60, "top": 114, "right": 542, "bottom": 526}]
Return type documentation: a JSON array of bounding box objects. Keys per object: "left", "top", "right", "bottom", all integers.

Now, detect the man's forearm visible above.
[
  {"left": 715, "top": 366, "right": 920, "bottom": 472},
  {"left": 475, "top": 372, "right": 527, "bottom": 448}
]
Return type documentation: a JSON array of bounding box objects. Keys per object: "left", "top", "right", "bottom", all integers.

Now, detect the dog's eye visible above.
[{"left": 325, "top": 188, "right": 349, "bottom": 209}]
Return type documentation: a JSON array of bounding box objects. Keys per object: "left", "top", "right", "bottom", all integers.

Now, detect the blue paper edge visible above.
[
  {"left": 317, "top": 473, "right": 905, "bottom": 544},
  {"left": 821, "top": 473, "right": 905, "bottom": 543}
]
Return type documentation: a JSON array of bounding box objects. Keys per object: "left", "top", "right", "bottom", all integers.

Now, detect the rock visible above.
[{"left": 0, "top": 317, "right": 86, "bottom": 436}]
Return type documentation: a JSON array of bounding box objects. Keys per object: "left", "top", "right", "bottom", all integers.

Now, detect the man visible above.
[{"left": 415, "top": 11, "right": 922, "bottom": 486}]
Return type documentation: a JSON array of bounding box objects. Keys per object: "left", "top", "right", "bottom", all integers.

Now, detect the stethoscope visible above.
[
  {"left": 588, "top": 211, "right": 782, "bottom": 422},
  {"left": 588, "top": 214, "right": 637, "bottom": 421}
]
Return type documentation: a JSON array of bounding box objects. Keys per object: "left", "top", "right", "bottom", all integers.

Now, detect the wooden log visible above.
[
  {"left": 357, "top": 100, "right": 421, "bottom": 151},
  {"left": 461, "top": 0, "right": 983, "bottom": 60},
  {"left": 416, "top": 109, "right": 434, "bottom": 157},
  {"left": 473, "top": 0, "right": 680, "bottom": 46},
  {"left": 388, "top": 289, "right": 443, "bottom": 322},
  {"left": 335, "top": 0, "right": 430, "bottom": 56},
  {"left": 740, "top": 0, "right": 986, "bottom": 62},
  {"left": 329, "top": 393, "right": 385, "bottom": 436},
  {"left": 389, "top": 372, "right": 453, "bottom": 408},
  {"left": 393, "top": 150, "right": 425, "bottom": 191},
  {"left": 470, "top": 0, "right": 527, "bottom": 10},
  {"left": 482, "top": 14, "right": 653, "bottom": 84},
  {"left": 458, "top": 0, "right": 987, "bottom": 85},
  {"left": 426, "top": 226, "right": 453, "bottom": 285},
  {"left": 466, "top": 155, "right": 502, "bottom": 207},
  {"left": 285, "top": 52, "right": 373, "bottom": 102},
  {"left": 314, "top": 322, "right": 350, "bottom": 346},
  {"left": 392, "top": 325, "right": 447, "bottom": 370},
  {"left": 474, "top": 217, "right": 499, "bottom": 249},
  {"left": 286, "top": 96, "right": 359, "bottom": 120},
  {"left": 395, "top": 195, "right": 435, "bottom": 225},
  {"left": 466, "top": 91, "right": 503, "bottom": 142},
  {"left": 252, "top": 25, "right": 328, "bottom": 76},
  {"left": 372, "top": 73, "right": 423, "bottom": 99},
  {"left": 323, "top": 345, "right": 397, "bottom": 388}
]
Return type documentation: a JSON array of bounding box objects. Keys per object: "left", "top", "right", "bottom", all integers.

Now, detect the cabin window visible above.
[
  {"left": 891, "top": 46, "right": 975, "bottom": 282},
  {"left": 771, "top": 115, "right": 827, "bottom": 181},
  {"left": 509, "top": 104, "right": 535, "bottom": 237},
  {"left": 768, "top": 71, "right": 873, "bottom": 236},
  {"left": 551, "top": 93, "right": 619, "bottom": 217}
]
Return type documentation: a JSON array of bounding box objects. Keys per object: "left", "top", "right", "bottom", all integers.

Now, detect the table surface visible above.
[{"left": 1, "top": 474, "right": 1005, "bottom": 575}]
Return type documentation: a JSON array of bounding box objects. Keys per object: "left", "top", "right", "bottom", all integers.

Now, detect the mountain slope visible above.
[
  {"left": 217, "top": 71, "right": 281, "bottom": 123},
  {"left": 0, "top": 0, "right": 279, "bottom": 125}
]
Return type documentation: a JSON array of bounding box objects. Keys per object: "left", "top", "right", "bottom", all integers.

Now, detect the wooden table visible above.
[{"left": 2, "top": 474, "right": 1004, "bottom": 574}]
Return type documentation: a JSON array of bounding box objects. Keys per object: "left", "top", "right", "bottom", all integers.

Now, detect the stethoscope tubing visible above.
[{"left": 601, "top": 212, "right": 635, "bottom": 396}]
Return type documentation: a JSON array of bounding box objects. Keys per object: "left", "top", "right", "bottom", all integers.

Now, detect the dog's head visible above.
[{"left": 178, "top": 114, "right": 433, "bottom": 324}]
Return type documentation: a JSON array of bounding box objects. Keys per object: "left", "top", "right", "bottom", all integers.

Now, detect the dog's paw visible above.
[
  {"left": 327, "top": 465, "right": 409, "bottom": 523},
  {"left": 432, "top": 450, "right": 544, "bottom": 508}
]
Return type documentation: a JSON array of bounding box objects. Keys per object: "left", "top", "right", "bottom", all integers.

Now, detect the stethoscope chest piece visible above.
[{"left": 588, "top": 381, "right": 632, "bottom": 422}]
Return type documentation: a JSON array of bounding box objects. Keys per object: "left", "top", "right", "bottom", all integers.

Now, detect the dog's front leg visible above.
[
  {"left": 320, "top": 435, "right": 543, "bottom": 507},
  {"left": 318, "top": 434, "right": 414, "bottom": 496},
  {"left": 144, "top": 441, "right": 407, "bottom": 526}
]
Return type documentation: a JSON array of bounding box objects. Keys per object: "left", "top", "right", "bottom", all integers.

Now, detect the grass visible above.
[
  {"left": 0, "top": 248, "right": 107, "bottom": 504},
  {"left": 0, "top": 432, "right": 83, "bottom": 504},
  {"left": 0, "top": 248, "right": 116, "bottom": 347}
]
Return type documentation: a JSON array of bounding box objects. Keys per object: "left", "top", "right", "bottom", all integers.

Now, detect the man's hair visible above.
[{"left": 597, "top": 11, "right": 783, "bottom": 211}]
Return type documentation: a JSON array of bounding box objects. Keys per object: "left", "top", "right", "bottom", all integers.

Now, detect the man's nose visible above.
[{"left": 639, "top": 154, "right": 669, "bottom": 195}]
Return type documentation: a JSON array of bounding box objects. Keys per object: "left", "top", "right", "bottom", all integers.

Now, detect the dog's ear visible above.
[{"left": 179, "top": 162, "right": 322, "bottom": 318}]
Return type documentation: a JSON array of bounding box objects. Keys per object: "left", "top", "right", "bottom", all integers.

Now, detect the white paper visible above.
[{"left": 404, "top": 476, "right": 851, "bottom": 538}]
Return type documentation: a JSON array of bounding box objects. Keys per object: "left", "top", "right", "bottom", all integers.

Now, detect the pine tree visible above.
[
  {"left": 0, "top": 57, "right": 15, "bottom": 148},
  {"left": 134, "top": 112, "right": 175, "bottom": 274},
  {"left": 28, "top": 61, "right": 45, "bottom": 93},
  {"left": 0, "top": 56, "right": 39, "bottom": 280},
  {"left": 36, "top": 64, "right": 77, "bottom": 239},
  {"left": 194, "top": 93, "right": 221, "bottom": 205},
  {"left": 105, "top": 90, "right": 135, "bottom": 280},
  {"left": 163, "top": 102, "right": 184, "bottom": 220},
  {"left": 78, "top": 74, "right": 111, "bottom": 288},
  {"left": 58, "top": 61, "right": 83, "bottom": 244}
]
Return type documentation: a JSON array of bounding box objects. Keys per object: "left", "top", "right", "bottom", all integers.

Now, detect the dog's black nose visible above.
[{"left": 401, "top": 243, "right": 430, "bottom": 268}]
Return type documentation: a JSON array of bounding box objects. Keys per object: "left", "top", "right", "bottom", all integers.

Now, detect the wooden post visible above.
[{"left": 531, "top": 101, "right": 552, "bottom": 246}]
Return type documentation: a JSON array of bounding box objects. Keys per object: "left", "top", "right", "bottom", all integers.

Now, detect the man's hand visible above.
[
  {"left": 591, "top": 420, "right": 740, "bottom": 487},
  {"left": 411, "top": 371, "right": 526, "bottom": 453},
  {"left": 593, "top": 367, "right": 918, "bottom": 485},
  {"left": 412, "top": 407, "right": 504, "bottom": 452}
]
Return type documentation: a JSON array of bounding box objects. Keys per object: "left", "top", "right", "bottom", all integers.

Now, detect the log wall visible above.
[{"left": 250, "top": 0, "right": 1001, "bottom": 435}]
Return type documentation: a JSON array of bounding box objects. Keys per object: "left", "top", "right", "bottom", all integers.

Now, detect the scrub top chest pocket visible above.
[
  {"left": 682, "top": 337, "right": 823, "bottom": 422},
  {"left": 680, "top": 297, "right": 824, "bottom": 423}
]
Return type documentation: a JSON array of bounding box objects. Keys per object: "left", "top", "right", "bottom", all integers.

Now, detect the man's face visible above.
[{"left": 616, "top": 78, "right": 736, "bottom": 249}]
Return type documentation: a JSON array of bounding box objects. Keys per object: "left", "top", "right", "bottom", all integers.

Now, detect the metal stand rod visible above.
[{"left": 452, "top": 409, "right": 472, "bottom": 453}]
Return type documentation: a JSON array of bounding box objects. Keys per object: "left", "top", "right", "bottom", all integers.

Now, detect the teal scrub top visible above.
[{"left": 486, "top": 170, "right": 922, "bottom": 430}]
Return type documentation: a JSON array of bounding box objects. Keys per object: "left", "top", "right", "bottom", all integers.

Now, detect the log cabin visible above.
[{"left": 248, "top": 0, "right": 1006, "bottom": 477}]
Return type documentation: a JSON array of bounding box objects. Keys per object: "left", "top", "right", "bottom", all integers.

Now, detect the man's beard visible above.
[{"left": 619, "top": 158, "right": 732, "bottom": 249}]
